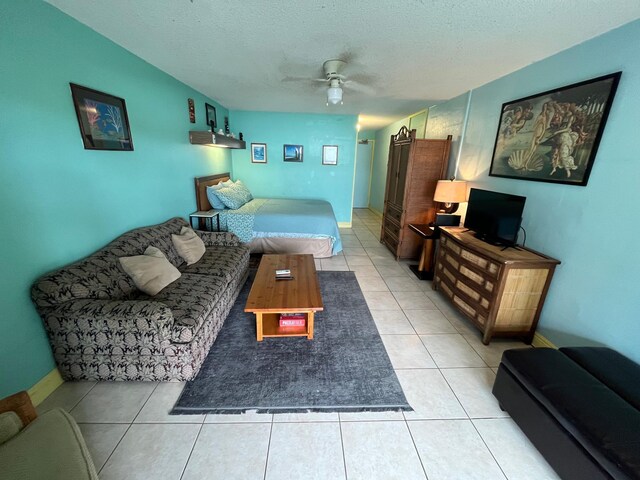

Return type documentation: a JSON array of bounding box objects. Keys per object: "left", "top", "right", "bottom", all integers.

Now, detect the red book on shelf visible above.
[
  {"left": 279, "top": 313, "right": 306, "bottom": 327},
  {"left": 279, "top": 318, "right": 306, "bottom": 327}
]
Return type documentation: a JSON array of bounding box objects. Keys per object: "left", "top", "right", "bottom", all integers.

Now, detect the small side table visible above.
[
  {"left": 408, "top": 224, "right": 438, "bottom": 280},
  {"left": 189, "top": 210, "right": 220, "bottom": 232}
]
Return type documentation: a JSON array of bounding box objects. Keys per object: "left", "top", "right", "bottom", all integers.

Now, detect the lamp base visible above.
[{"left": 435, "top": 213, "right": 461, "bottom": 227}]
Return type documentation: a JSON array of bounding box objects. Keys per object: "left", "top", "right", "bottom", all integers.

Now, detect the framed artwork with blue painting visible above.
[
  {"left": 251, "top": 143, "right": 267, "bottom": 163},
  {"left": 70, "top": 83, "right": 134, "bottom": 151},
  {"left": 283, "top": 144, "right": 303, "bottom": 162}
]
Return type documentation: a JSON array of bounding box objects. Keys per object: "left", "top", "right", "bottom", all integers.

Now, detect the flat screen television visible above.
[{"left": 464, "top": 188, "right": 526, "bottom": 246}]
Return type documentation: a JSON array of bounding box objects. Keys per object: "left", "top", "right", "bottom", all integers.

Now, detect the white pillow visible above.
[
  {"left": 172, "top": 226, "right": 206, "bottom": 265},
  {"left": 119, "top": 246, "right": 181, "bottom": 296}
]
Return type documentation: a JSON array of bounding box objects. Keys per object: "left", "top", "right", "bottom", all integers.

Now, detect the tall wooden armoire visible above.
[{"left": 381, "top": 127, "right": 452, "bottom": 259}]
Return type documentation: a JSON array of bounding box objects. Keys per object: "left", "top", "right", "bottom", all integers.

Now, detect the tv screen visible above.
[{"left": 464, "top": 188, "right": 526, "bottom": 246}]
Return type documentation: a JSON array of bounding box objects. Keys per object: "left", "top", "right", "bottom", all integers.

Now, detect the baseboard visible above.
[
  {"left": 368, "top": 207, "right": 383, "bottom": 218},
  {"left": 338, "top": 221, "right": 352, "bottom": 228},
  {"left": 27, "top": 368, "right": 64, "bottom": 406},
  {"left": 532, "top": 333, "right": 557, "bottom": 349}
]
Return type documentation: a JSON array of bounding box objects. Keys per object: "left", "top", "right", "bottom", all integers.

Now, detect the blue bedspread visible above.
[{"left": 217, "top": 198, "right": 342, "bottom": 254}]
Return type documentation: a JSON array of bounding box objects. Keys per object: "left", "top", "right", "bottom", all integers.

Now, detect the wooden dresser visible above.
[
  {"left": 381, "top": 127, "right": 452, "bottom": 259},
  {"left": 433, "top": 227, "right": 560, "bottom": 344}
]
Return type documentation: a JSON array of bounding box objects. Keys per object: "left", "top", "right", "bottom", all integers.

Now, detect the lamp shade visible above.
[
  {"left": 327, "top": 86, "right": 343, "bottom": 105},
  {"left": 434, "top": 180, "right": 467, "bottom": 203}
]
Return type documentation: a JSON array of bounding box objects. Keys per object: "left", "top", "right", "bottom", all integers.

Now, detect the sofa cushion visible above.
[
  {"left": 561, "top": 347, "right": 640, "bottom": 412},
  {"left": 180, "top": 246, "right": 249, "bottom": 282},
  {"left": 119, "top": 246, "right": 181, "bottom": 296},
  {"left": 150, "top": 273, "right": 227, "bottom": 343},
  {"left": 172, "top": 227, "right": 206, "bottom": 266},
  {"left": 32, "top": 218, "right": 189, "bottom": 309},
  {"left": 0, "top": 408, "right": 98, "bottom": 480},
  {"left": 501, "top": 348, "right": 640, "bottom": 480}
]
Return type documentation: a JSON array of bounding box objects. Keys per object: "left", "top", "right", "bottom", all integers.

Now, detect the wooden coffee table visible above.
[{"left": 245, "top": 254, "right": 323, "bottom": 341}]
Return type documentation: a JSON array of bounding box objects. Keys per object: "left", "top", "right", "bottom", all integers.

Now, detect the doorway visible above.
[{"left": 354, "top": 140, "right": 374, "bottom": 208}]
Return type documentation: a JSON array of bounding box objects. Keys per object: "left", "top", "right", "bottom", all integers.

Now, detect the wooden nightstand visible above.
[{"left": 408, "top": 224, "right": 439, "bottom": 280}]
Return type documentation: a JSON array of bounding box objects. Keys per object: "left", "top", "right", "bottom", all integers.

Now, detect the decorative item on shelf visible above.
[
  {"left": 239, "top": 132, "right": 244, "bottom": 141},
  {"left": 433, "top": 179, "right": 467, "bottom": 226},
  {"left": 322, "top": 145, "right": 338, "bottom": 165},
  {"left": 283, "top": 144, "right": 303, "bottom": 162},
  {"left": 251, "top": 143, "right": 267, "bottom": 163},
  {"left": 188, "top": 98, "right": 195, "bottom": 123},
  {"left": 224, "top": 116, "right": 230, "bottom": 134},
  {"left": 489, "top": 71, "right": 621, "bottom": 186},
  {"left": 205, "top": 103, "right": 217, "bottom": 129},
  {"left": 70, "top": 83, "right": 134, "bottom": 151},
  {"left": 217, "top": 128, "right": 225, "bottom": 135}
]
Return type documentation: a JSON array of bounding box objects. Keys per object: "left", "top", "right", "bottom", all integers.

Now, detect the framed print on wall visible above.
[
  {"left": 251, "top": 143, "right": 267, "bottom": 163},
  {"left": 205, "top": 102, "right": 217, "bottom": 129},
  {"left": 283, "top": 144, "right": 303, "bottom": 162},
  {"left": 489, "top": 72, "right": 621, "bottom": 186},
  {"left": 322, "top": 145, "right": 338, "bottom": 165},
  {"left": 70, "top": 83, "right": 134, "bottom": 151}
]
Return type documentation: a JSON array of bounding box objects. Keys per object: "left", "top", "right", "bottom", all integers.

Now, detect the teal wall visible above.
[
  {"left": 358, "top": 130, "right": 377, "bottom": 141},
  {"left": 229, "top": 111, "right": 358, "bottom": 223},
  {"left": 426, "top": 20, "right": 640, "bottom": 362},
  {"left": 425, "top": 92, "right": 471, "bottom": 178},
  {"left": 0, "top": 0, "right": 231, "bottom": 397}
]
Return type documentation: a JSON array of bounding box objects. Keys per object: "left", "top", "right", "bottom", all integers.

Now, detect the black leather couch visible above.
[{"left": 493, "top": 347, "right": 640, "bottom": 480}]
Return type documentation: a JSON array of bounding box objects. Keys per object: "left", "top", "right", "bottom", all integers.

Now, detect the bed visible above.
[{"left": 194, "top": 173, "right": 342, "bottom": 258}]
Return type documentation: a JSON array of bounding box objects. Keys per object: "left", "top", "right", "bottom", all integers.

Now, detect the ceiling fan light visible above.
[{"left": 327, "top": 86, "right": 343, "bottom": 105}]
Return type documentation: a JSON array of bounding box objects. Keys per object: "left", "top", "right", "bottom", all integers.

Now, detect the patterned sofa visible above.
[{"left": 31, "top": 218, "right": 249, "bottom": 381}]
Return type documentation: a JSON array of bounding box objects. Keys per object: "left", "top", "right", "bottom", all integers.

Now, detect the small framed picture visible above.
[
  {"left": 70, "top": 83, "right": 133, "bottom": 151},
  {"left": 283, "top": 144, "right": 303, "bottom": 162},
  {"left": 251, "top": 143, "right": 267, "bottom": 163},
  {"left": 322, "top": 145, "right": 338, "bottom": 165},
  {"left": 205, "top": 103, "right": 217, "bottom": 129}
]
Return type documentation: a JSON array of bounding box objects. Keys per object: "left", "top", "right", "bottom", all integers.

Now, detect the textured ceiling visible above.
[{"left": 47, "top": 0, "right": 640, "bottom": 129}]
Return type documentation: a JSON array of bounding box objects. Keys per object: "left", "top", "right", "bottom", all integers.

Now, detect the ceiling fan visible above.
[
  {"left": 323, "top": 59, "right": 347, "bottom": 105},
  {"left": 283, "top": 59, "right": 375, "bottom": 106}
]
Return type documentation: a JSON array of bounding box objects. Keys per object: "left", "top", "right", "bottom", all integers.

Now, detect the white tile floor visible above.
[{"left": 38, "top": 209, "right": 560, "bottom": 479}]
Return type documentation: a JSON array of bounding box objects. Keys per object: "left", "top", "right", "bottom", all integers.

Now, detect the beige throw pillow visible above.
[
  {"left": 0, "top": 411, "right": 23, "bottom": 445},
  {"left": 172, "top": 226, "right": 206, "bottom": 265},
  {"left": 119, "top": 246, "right": 181, "bottom": 296}
]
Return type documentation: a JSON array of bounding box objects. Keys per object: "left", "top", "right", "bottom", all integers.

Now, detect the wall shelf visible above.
[{"left": 189, "top": 131, "right": 246, "bottom": 149}]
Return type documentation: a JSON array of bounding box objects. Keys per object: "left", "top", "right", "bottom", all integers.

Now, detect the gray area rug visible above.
[{"left": 172, "top": 271, "right": 411, "bottom": 414}]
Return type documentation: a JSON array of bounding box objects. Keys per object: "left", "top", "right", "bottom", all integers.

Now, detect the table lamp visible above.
[{"left": 433, "top": 179, "right": 467, "bottom": 226}]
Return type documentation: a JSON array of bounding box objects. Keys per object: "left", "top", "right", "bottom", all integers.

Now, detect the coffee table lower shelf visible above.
[{"left": 253, "top": 312, "right": 315, "bottom": 341}]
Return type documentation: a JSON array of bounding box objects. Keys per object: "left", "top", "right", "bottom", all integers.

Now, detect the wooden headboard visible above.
[{"left": 194, "top": 172, "right": 231, "bottom": 211}]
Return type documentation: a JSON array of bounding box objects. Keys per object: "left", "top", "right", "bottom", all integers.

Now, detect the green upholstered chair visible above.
[{"left": 0, "top": 391, "right": 98, "bottom": 480}]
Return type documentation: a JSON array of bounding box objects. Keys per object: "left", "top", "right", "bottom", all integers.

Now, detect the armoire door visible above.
[
  {"left": 386, "top": 144, "right": 402, "bottom": 206},
  {"left": 394, "top": 143, "right": 411, "bottom": 205}
]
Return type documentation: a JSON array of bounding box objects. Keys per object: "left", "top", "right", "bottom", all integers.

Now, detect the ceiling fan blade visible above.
[
  {"left": 343, "top": 81, "right": 376, "bottom": 95},
  {"left": 282, "top": 76, "right": 327, "bottom": 83}
]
